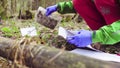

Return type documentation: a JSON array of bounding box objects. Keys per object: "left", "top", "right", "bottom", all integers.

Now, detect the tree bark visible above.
[
  {"left": 0, "top": 37, "right": 120, "bottom": 68},
  {"left": 0, "top": 0, "right": 7, "bottom": 18}
]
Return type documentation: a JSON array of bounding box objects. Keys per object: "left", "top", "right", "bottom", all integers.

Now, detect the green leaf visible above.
[{"left": 1, "top": 27, "right": 11, "bottom": 33}]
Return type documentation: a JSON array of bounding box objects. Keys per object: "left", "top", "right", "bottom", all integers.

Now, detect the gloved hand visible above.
[
  {"left": 46, "top": 5, "right": 58, "bottom": 16},
  {"left": 67, "top": 30, "right": 92, "bottom": 47}
]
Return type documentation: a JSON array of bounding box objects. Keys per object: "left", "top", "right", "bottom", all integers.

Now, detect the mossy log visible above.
[{"left": 0, "top": 37, "right": 120, "bottom": 68}]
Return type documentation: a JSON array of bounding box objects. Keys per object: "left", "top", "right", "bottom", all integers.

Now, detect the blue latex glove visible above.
[
  {"left": 46, "top": 5, "right": 58, "bottom": 16},
  {"left": 67, "top": 30, "right": 92, "bottom": 47}
]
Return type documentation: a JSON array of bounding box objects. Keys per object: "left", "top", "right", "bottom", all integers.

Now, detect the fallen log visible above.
[{"left": 0, "top": 37, "right": 120, "bottom": 68}]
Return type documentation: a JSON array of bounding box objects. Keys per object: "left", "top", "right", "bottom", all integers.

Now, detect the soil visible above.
[
  {"left": 53, "top": 36, "right": 120, "bottom": 54},
  {"left": 100, "top": 43, "right": 120, "bottom": 54},
  {"left": 36, "top": 7, "right": 58, "bottom": 29}
]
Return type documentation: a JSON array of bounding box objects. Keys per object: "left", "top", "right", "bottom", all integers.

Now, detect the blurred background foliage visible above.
[{"left": 0, "top": 0, "right": 70, "bottom": 19}]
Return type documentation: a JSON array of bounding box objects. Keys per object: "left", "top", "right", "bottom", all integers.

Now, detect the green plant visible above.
[
  {"left": 1, "top": 27, "right": 11, "bottom": 33},
  {"left": 1, "top": 26, "right": 20, "bottom": 38}
]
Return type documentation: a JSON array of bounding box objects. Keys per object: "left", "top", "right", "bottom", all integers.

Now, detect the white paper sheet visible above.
[
  {"left": 71, "top": 49, "right": 120, "bottom": 62},
  {"left": 20, "top": 27, "right": 37, "bottom": 37},
  {"left": 58, "top": 27, "right": 78, "bottom": 39}
]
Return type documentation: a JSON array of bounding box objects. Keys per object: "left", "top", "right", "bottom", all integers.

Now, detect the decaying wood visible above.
[
  {"left": 35, "top": 7, "right": 62, "bottom": 29},
  {"left": 18, "top": 10, "right": 33, "bottom": 20},
  {"left": 0, "top": 37, "right": 120, "bottom": 68}
]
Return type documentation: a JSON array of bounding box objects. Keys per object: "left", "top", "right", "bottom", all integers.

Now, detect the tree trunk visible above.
[
  {"left": 0, "top": 37, "right": 120, "bottom": 68},
  {"left": 32, "top": 0, "right": 40, "bottom": 10},
  {"left": 0, "top": 0, "right": 7, "bottom": 18}
]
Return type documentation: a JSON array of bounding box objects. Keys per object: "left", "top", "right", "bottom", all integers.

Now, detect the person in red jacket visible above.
[{"left": 45, "top": 0, "right": 120, "bottom": 47}]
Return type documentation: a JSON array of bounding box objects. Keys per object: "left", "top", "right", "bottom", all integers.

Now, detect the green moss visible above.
[{"left": 68, "top": 62, "right": 86, "bottom": 68}]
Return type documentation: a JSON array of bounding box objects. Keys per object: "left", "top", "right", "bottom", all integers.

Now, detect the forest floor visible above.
[
  {"left": 0, "top": 18, "right": 89, "bottom": 68},
  {"left": 0, "top": 18, "right": 120, "bottom": 68}
]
